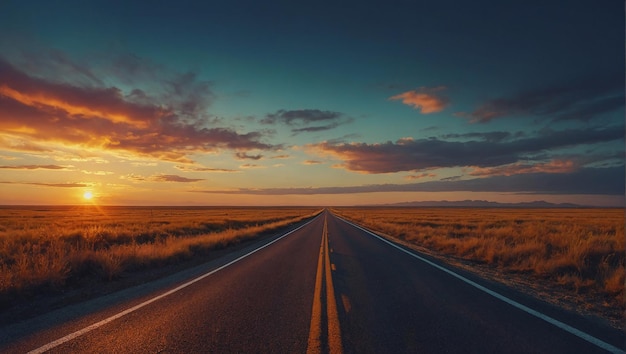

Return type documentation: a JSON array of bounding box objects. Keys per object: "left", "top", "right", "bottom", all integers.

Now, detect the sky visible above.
[{"left": 0, "top": 1, "right": 623, "bottom": 206}]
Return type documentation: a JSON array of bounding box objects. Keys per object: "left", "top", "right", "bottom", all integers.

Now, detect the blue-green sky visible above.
[{"left": 0, "top": 1, "right": 623, "bottom": 206}]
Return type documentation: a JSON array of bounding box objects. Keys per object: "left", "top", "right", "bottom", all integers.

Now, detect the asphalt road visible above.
[{"left": 1, "top": 210, "right": 623, "bottom": 353}]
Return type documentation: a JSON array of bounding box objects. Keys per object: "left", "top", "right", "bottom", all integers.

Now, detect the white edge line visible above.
[
  {"left": 28, "top": 214, "right": 322, "bottom": 354},
  {"left": 336, "top": 215, "right": 625, "bottom": 354}
]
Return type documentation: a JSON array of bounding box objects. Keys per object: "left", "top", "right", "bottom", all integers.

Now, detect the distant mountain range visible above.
[{"left": 374, "top": 200, "right": 585, "bottom": 208}]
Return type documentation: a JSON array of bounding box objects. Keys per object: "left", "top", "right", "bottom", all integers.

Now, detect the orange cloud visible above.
[
  {"left": 151, "top": 174, "right": 204, "bottom": 183},
  {"left": 389, "top": 87, "right": 448, "bottom": 114},
  {"left": 0, "top": 85, "right": 152, "bottom": 128},
  {"left": 0, "top": 58, "right": 274, "bottom": 162}
]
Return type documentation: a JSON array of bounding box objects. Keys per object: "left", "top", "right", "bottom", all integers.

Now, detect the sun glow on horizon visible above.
[{"left": 83, "top": 191, "right": 93, "bottom": 200}]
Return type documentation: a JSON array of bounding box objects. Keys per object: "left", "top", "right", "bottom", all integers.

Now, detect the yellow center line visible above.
[
  {"left": 307, "top": 214, "right": 343, "bottom": 354},
  {"left": 323, "top": 216, "right": 343, "bottom": 354},
  {"left": 307, "top": 223, "right": 325, "bottom": 353}
]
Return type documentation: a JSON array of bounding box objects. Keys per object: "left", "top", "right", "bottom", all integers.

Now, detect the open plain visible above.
[
  {"left": 1, "top": 209, "right": 623, "bottom": 353},
  {"left": 332, "top": 207, "right": 625, "bottom": 329},
  {"left": 0, "top": 206, "right": 320, "bottom": 311}
]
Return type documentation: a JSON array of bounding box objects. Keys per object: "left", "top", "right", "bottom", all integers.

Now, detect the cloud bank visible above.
[
  {"left": 0, "top": 57, "right": 274, "bottom": 162},
  {"left": 193, "top": 167, "right": 623, "bottom": 196},
  {"left": 308, "top": 126, "right": 623, "bottom": 173}
]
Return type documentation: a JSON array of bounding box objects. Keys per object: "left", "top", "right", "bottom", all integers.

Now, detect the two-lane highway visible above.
[{"left": 1, "top": 210, "right": 623, "bottom": 353}]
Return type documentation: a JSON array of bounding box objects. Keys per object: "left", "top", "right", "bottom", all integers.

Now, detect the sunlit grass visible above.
[
  {"left": 332, "top": 207, "right": 624, "bottom": 315},
  {"left": 0, "top": 206, "right": 320, "bottom": 298}
]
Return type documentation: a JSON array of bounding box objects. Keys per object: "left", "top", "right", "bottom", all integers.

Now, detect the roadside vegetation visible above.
[
  {"left": 332, "top": 207, "right": 624, "bottom": 324},
  {"left": 0, "top": 206, "right": 320, "bottom": 302}
]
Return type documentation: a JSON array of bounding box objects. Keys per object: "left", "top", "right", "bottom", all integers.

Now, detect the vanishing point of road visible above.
[{"left": 1, "top": 210, "right": 623, "bottom": 353}]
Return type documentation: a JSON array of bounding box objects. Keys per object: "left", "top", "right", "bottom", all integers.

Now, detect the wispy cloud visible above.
[
  {"left": 81, "top": 170, "right": 114, "bottom": 175},
  {"left": 302, "top": 160, "right": 323, "bottom": 165},
  {"left": 235, "top": 152, "right": 263, "bottom": 160},
  {"left": 261, "top": 109, "right": 352, "bottom": 134},
  {"left": 121, "top": 173, "right": 205, "bottom": 182},
  {"left": 261, "top": 109, "right": 341, "bottom": 125},
  {"left": 468, "top": 160, "right": 578, "bottom": 177},
  {"left": 240, "top": 163, "right": 265, "bottom": 169},
  {"left": 130, "top": 162, "right": 158, "bottom": 167},
  {"left": 405, "top": 172, "right": 436, "bottom": 180},
  {"left": 151, "top": 174, "right": 204, "bottom": 183},
  {"left": 457, "top": 75, "right": 623, "bottom": 123},
  {"left": 0, "top": 135, "right": 52, "bottom": 153},
  {"left": 120, "top": 174, "right": 147, "bottom": 182},
  {"left": 174, "top": 165, "right": 239, "bottom": 173},
  {"left": 439, "top": 131, "right": 524, "bottom": 143},
  {"left": 0, "top": 164, "right": 71, "bottom": 170},
  {"left": 389, "top": 86, "right": 448, "bottom": 114},
  {"left": 15, "top": 48, "right": 104, "bottom": 87},
  {"left": 0, "top": 181, "right": 89, "bottom": 188}
]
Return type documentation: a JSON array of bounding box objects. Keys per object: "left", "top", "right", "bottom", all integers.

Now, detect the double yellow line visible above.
[{"left": 307, "top": 214, "right": 343, "bottom": 354}]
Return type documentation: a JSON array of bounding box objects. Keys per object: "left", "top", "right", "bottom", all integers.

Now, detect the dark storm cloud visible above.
[
  {"left": 459, "top": 75, "right": 624, "bottom": 123},
  {"left": 310, "top": 126, "right": 623, "bottom": 174}
]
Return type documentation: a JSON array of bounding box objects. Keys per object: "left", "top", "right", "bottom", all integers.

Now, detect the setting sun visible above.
[{"left": 83, "top": 191, "right": 93, "bottom": 200}]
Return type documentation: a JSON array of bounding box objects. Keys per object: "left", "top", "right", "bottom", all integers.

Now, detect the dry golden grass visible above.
[
  {"left": 332, "top": 207, "right": 625, "bottom": 317},
  {"left": 0, "top": 206, "right": 320, "bottom": 298}
]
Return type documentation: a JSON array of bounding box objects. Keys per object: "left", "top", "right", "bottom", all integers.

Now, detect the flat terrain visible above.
[
  {"left": 332, "top": 207, "right": 625, "bottom": 329},
  {"left": 0, "top": 206, "right": 320, "bottom": 316},
  {"left": 1, "top": 210, "right": 623, "bottom": 353}
]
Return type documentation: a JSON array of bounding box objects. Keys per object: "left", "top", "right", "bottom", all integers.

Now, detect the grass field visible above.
[
  {"left": 0, "top": 206, "right": 320, "bottom": 301},
  {"left": 332, "top": 207, "right": 624, "bottom": 322}
]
